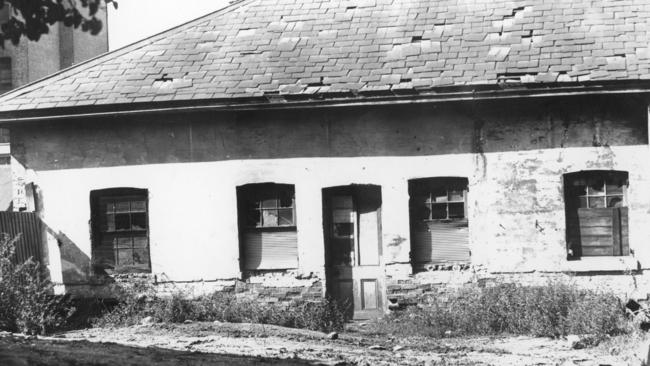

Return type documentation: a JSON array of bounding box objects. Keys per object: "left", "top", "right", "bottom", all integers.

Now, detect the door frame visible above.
[{"left": 322, "top": 184, "right": 385, "bottom": 319}]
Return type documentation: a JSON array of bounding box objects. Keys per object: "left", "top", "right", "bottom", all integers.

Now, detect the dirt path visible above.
[{"left": 0, "top": 322, "right": 647, "bottom": 365}]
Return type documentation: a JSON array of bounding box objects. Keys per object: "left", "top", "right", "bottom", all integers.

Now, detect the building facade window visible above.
[
  {"left": 0, "top": 58, "right": 11, "bottom": 93},
  {"left": 564, "top": 170, "right": 629, "bottom": 258},
  {"left": 237, "top": 183, "right": 298, "bottom": 271},
  {"left": 408, "top": 177, "right": 470, "bottom": 270},
  {"left": 90, "top": 188, "right": 150, "bottom": 273}
]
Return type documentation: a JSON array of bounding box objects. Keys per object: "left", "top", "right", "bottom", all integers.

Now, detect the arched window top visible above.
[
  {"left": 408, "top": 177, "right": 469, "bottom": 196},
  {"left": 564, "top": 170, "right": 628, "bottom": 186}
]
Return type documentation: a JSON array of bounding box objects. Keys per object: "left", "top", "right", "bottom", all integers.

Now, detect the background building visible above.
[{"left": 0, "top": 5, "right": 109, "bottom": 210}]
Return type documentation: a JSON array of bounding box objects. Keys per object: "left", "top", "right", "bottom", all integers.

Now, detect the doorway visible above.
[{"left": 322, "top": 185, "right": 383, "bottom": 320}]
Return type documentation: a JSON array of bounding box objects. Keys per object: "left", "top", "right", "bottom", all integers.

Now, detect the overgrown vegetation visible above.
[
  {"left": 0, "top": 234, "right": 73, "bottom": 335},
  {"left": 369, "top": 281, "right": 632, "bottom": 339},
  {"left": 92, "top": 284, "right": 346, "bottom": 333}
]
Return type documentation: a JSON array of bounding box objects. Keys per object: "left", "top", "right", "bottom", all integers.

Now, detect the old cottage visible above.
[{"left": 0, "top": 0, "right": 649, "bottom": 318}]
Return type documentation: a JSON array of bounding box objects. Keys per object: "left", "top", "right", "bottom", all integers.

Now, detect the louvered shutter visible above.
[
  {"left": 411, "top": 220, "right": 469, "bottom": 264},
  {"left": 242, "top": 230, "right": 298, "bottom": 270}
]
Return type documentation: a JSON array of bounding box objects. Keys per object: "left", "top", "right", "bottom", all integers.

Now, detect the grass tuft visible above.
[{"left": 368, "top": 281, "right": 632, "bottom": 339}]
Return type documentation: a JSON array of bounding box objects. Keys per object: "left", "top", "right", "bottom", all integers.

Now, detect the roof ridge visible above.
[{"left": 0, "top": 0, "right": 257, "bottom": 102}]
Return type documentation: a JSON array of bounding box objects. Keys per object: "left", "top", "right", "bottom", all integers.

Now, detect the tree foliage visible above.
[{"left": 0, "top": 0, "right": 117, "bottom": 47}]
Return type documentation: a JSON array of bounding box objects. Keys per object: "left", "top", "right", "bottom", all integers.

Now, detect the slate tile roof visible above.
[{"left": 1, "top": 0, "right": 650, "bottom": 112}]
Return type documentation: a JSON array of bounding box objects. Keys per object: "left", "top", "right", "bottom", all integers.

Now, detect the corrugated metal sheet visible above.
[
  {"left": 412, "top": 221, "right": 469, "bottom": 264},
  {"left": 0, "top": 212, "right": 43, "bottom": 264},
  {"left": 242, "top": 230, "right": 298, "bottom": 270}
]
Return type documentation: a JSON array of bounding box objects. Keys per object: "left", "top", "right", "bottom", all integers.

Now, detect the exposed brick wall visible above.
[
  {"left": 65, "top": 270, "right": 324, "bottom": 304},
  {"left": 386, "top": 262, "right": 650, "bottom": 309}
]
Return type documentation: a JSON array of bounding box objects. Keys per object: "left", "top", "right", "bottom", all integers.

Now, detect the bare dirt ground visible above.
[{"left": 0, "top": 322, "right": 647, "bottom": 365}]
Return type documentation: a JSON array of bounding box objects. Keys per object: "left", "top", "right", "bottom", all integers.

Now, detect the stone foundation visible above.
[
  {"left": 385, "top": 262, "right": 650, "bottom": 309},
  {"left": 63, "top": 270, "right": 325, "bottom": 304}
]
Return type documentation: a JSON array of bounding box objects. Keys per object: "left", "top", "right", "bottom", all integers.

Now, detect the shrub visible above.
[
  {"left": 94, "top": 287, "right": 346, "bottom": 332},
  {"left": 371, "top": 280, "right": 631, "bottom": 339},
  {"left": 0, "top": 234, "right": 73, "bottom": 335}
]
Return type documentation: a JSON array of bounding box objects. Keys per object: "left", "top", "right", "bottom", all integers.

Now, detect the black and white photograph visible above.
[{"left": 0, "top": 0, "right": 649, "bottom": 364}]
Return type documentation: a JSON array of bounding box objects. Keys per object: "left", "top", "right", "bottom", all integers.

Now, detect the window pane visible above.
[
  {"left": 333, "top": 223, "right": 354, "bottom": 238},
  {"left": 116, "top": 236, "right": 132, "bottom": 249},
  {"left": 262, "top": 209, "right": 278, "bottom": 226},
  {"left": 607, "top": 196, "right": 624, "bottom": 208},
  {"left": 587, "top": 179, "right": 605, "bottom": 195},
  {"left": 430, "top": 203, "right": 447, "bottom": 219},
  {"left": 117, "top": 249, "right": 133, "bottom": 266},
  {"left": 332, "top": 196, "right": 353, "bottom": 209},
  {"left": 261, "top": 198, "right": 278, "bottom": 209},
  {"left": 448, "top": 202, "right": 465, "bottom": 218},
  {"left": 132, "top": 236, "right": 148, "bottom": 248},
  {"left": 278, "top": 208, "right": 294, "bottom": 225},
  {"left": 115, "top": 201, "right": 131, "bottom": 213},
  {"left": 133, "top": 248, "right": 149, "bottom": 266},
  {"left": 278, "top": 189, "right": 294, "bottom": 208},
  {"left": 448, "top": 190, "right": 464, "bottom": 202},
  {"left": 432, "top": 188, "right": 447, "bottom": 203},
  {"left": 131, "top": 200, "right": 146, "bottom": 212},
  {"left": 333, "top": 208, "right": 353, "bottom": 223},
  {"left": 114, "top": 213, "right": 130, "bottom": 230},
  {"left": 606, "top": 183, "right": 623, "bottom": 195},
  {"left": 131, "top": 212, "right": 147, "bottom": 230},
  {"left": 104, "top": 213, "right": 115, "bottom": 232},
  {"left": 588, "top": 197, "right": 606, "bottom": 208}
]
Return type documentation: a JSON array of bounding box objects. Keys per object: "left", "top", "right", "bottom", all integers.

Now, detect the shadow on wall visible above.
[
  {"left": 42, "top": 222, "right": 115, "bottom": 288},
  {"left": 8, "top": 94, "right": 648, "bottom": 171}
]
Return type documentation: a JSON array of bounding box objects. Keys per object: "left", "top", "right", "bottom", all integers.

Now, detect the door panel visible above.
[{"left": 323, "top": 185, "right": 383, "bottom": 320}]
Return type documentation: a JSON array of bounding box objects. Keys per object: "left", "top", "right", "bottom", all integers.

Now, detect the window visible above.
[
  {"left": 90, "top": 188, "right": 150, "bottom": 273},
  {"left": 408, "top": 177, "right": 470, "bottom": 268},
  {"left": 237, "top": 183, "right": 298, "bottom": 270},
  {"left": 0, "top": 58, "right": 11, "bottom": 93},
  {"left": 564, "top": 171, "right": 629, "bottom": 258}
]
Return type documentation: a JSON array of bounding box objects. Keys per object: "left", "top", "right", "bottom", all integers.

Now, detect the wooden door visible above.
[{"left": 323, "top": 185, "right": 383, "bottom": 320}]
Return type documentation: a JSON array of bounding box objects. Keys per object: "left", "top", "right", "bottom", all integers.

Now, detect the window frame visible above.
[
  {"left": 236, "top": 183, "right": 299, "bottom": 272},
  {"left": 408, "top": 177, "right": 471, "bottom": 269},
  {"left": 563, "top": 170, "right": 630, "bottom": 258},
  {"left": 239, "top": 183, "right": 297, "bottom": 230},
  {"left": 90, "top": 188, "right": 151, "bottom": 274}
]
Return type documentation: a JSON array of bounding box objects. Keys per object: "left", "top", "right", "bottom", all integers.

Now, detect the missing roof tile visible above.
[
  {"left": 237, "top": 28, "right": 256, "bottom": 37},
  {"left": 307, "top": 77, "right": 328, "bottom": 87},
  {"left": 504, "top": 6, "right": 526, "bottom": 19},
  {"left": 522, "top": 30, "right": 533, "bottom": 38},
  {"left": 154, "top": 74, "right": 173, "bottom": 82},
  {"left": 496, "top": 72, "right": 527, "bottom": 83},
  {"left": 346, "top": 6, "right": 357, "bottom": 10},
  {"left": 411, "top": 35, "right": 423, "bottom": 43}
]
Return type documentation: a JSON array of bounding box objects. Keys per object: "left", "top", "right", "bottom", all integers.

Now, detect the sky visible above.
[{"left": 107, "top": 0, "right": 230, "bottom": 50}]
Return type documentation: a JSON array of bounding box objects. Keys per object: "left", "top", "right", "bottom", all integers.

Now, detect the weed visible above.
[
  {"left": 369, "top": 280, "right": 631, "bottom": 339},
  {"left": 0, "top": 234, "right": 73, "bottom": 335},
  {"left": 93, "top": 287, "right": 346, "bottom": 332}
]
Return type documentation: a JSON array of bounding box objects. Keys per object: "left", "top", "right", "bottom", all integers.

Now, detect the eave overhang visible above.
[{"left": 1, "top": 80, "right": 650, "bottom": 125}]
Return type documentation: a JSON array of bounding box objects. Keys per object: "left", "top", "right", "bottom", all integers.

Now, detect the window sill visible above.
[{"left": 561, "top": 256, "right": 639, "bottom": 273}]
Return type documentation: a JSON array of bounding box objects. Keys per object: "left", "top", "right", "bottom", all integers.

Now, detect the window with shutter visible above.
[
  {"left": 564, "top": 171, "right": 629, "bottom": 258},
  {"left": 408, "top": 177, "right": 470, "bottom": 270},
  {"left": 90, "top": 188, "right": 151, "bottom": 273},
  {"left": 237, "top": 183, "right": 298, "bottom": 271}
]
